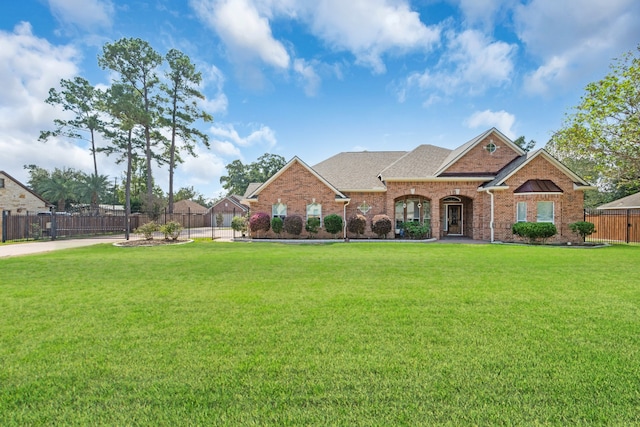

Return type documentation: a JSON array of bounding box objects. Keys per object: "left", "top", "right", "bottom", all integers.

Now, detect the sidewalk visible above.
[{"left": 0, "top": 238, "right": 122, "bottom": 258}]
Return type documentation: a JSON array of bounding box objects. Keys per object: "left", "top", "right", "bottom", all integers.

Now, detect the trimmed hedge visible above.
[
  {"left": 569, "top": 221, "right": 596, "bottom": 241},
  {"left": 324, "top": 214, "right": 343, "bottom": 238},
  {"left": 271, "top": 217, "right": 284, "bottom": 236},
  {"left": 283, "top": 215, "right": 303, "bottom": 236},
  {"left": 512, "top": 222, "right": 557, "bottom": 243},
  {"left": 371, "top": 214, "right": 392, "bottom": 238},
  {"left": 305, "top": 217, "right": 321, "bottom": 238},
  {"left": 249, "top": 212, "right": 271, "bottom": 237},
  {"left": 347, "top": 214, "right": 367, "bottom": 238}
]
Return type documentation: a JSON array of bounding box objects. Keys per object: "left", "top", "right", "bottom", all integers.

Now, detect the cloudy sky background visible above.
[{"left": 1, "top": 0, "right": 639, "bottom": 199}]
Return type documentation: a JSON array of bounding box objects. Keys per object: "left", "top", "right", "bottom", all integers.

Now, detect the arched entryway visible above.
[
  {"left": 440, "top": 195, "right": 473, "bottom": 238},
  {"left": 394, "top": 196, "right": 432, "bottom": 238}
]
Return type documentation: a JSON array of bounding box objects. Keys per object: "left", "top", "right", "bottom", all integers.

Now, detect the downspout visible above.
[
  {"left": 343, "top": 199, "right": 350, "bottom": 240},
  {"left": 485, "top": 189, "right": 495, "bottom": 243}
]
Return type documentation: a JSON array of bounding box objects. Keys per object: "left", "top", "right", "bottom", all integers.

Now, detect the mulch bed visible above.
[{"left": 114, "top": 239, "right": 192, "bottom": 247}]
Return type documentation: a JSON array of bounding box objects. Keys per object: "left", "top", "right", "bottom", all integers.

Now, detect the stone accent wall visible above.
[
  {"left": 0, "top": 172, "right": 48, "bottom": 238},
  {"left": 444, "top": 136, "right": 520, "bottom": 175}
]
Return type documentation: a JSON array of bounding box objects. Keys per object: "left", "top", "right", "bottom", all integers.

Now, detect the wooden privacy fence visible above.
[{"left": 584, "top": 209, "right": 640, "bottom": 244}]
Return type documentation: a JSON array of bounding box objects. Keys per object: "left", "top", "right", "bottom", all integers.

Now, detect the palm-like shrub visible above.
[
  {"left": 324, "top": 214, "right": 343, "bottom": 238},
  {"left": 283, "top": 215, "right": 303, "bottom": 236},
  {"left": 249, "top": 212, "right": 271, "bottom": 237},
  {"left": 371, "top": 214, "right": 392, "bottom": 238},
  {"left": 347, "top": 214, "right": 367, "bottom": 238}
]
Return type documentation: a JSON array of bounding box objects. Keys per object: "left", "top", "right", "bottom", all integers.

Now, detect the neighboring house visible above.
[
  {"left": 1, "top": 170, "right": 50, "bottom": 237},
  {"left": 209, "top": 195, "right": 249, "bottom": 227},
  {"left": 243, "top": 128, "right": 593, "bottom": 242},
  {"left": 172, "top": 199, "right": 208, "bottom": 214},
  {"left": 0, "top": 171, "right": 49, "bottom": 214},
  {"left": 596, "top": 192, "right": 640, "bottom": 210}
]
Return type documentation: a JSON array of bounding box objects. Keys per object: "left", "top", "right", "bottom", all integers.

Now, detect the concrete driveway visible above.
[{"left": 0, "top": 238, "right": 121, "bottom": 258}]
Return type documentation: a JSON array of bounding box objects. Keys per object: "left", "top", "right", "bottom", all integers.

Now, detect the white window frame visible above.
[
  {"left": 536, "top": 201, "right": 554, "bottom": 223},
  {"left": 516, "top": 201, "right": 527, "bottom": 222},
  {"left": 306, "top": 203, "right": 322, "bottom": 226},
  {"left": 272, "top": 203, "right": 287, "bottom": 219}
]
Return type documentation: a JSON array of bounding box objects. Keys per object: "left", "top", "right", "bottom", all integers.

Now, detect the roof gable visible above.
[
  {"left": 173, "top": 199, "right": 208, "bottom": 214},
  {"left": 0, "top": 170, "right": 49, "bottom": 206},
  {"left": 480, "top": 149, "right": 591, "bottom": 189},
  {"left": 435, "top": 128, "right": 525, "bottom": 176},
  {"left": 246, "top": 157, "right": 348, "bottom": 200},
  {"left": 514, "top": 179, "right": 563, "bottom": 193}
]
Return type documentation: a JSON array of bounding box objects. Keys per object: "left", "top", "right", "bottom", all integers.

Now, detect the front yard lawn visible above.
[{"left": 1, "top": 242, "right": 639, "bottom": 425}]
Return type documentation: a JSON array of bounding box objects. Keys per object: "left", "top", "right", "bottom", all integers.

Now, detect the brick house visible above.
[
  {"left": 243, "top": 128, "right": 593, "bottom": 242},
  {"left": 209, "top": 195, "right": 249, "bottom": 227}
]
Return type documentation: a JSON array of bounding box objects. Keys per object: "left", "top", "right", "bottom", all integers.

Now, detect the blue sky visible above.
[{"left": 1, "top": 0, "right": 639, "bottom": 200}]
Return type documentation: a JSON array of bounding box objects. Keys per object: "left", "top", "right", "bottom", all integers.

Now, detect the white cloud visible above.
[
  {"left": 514, "top": 0, "right": 640, "bottom": 94},
  {"left": 402, "top": 29, "right": 516, "bottom": 100},
  {"left": 465, "top": 110, "right": 516, "bottom": 139},
  {"left": 455, "top": 0, "right": 512, "bottom": 28},
  {"left": 0, "top": 23, "right": 91, "bottom": 183},
  {"left": 47, "top": 0, "right": 114, "bottom": 30},
  {"left": 191, "top": 0, "right": 440, "bottom": 78},
  {"left": 190, "top": 0, "right": 290, "bottom": 70},
  {"left": 293, "top": 59, "right": 321, "bottom": 96},
  {"left": 209, "top": 123, "right": 277, "bottom": 156},
  {"left": 199, "top": 64, "right": 229, "bottom": 114},
  {"left": 302, "top": 0, "right": 440, "bottom": 74}
]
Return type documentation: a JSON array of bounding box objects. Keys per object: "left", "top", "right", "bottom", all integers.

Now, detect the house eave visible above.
[
  {"left": 478, "top": 186, "right": 510, "bottom": 192},
  {"left": 340, "top": 188, "right": 387, "bottom": 193},
  {"left": 384, "top": 176, "right": 494, "bottom": 183},
  {"left": 574, "top": 184, "right": 596, "bottom": 191},
  {"left": 514, "top": 192, "right": 563, "bottom": 196}
]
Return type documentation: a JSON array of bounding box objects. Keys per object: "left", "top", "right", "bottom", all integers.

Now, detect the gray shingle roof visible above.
[
  {"left": 313, "top": 151, "right": 406, "bottom": 191},
  {"left": 598, "top": 191, "right": 640, "bottom": 210},
  {"left": 378, "top": 145, "right": 452, "bottom": 180}
]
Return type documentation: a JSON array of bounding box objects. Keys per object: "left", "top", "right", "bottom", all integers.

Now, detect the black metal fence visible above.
[
  {"left": 1, "top": 207, "right": 239, "bottom": 243},
  {"left": 584, "top": 208, "right": 640, "bottom": 244}
]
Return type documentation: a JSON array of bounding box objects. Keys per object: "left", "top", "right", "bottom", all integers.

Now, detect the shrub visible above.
[
  {"left": 215, "top": 212, "right": 224, "bottom": 227},
  {"left": 305, "top": 217, "right": 321, "bottom": 238},
  {"left": 283, "top": 215, "right": 303, "bottom": 236},
  {"left": 231, "top": 215, "right": 247, "bottom": 235},
  {"left": 324, "top": 214, "right": 343, "bottom": 238},
  {"left": 136, "top": 221, "right": 160, "bottom": 240},
  {"left": 569, "top": 221, "right": 596, "bottom": 241},
  {"left": 249, "top": 212, "right": 271, "bottom": 237},
  {"left": 371, "top": 214, "right": 392, "bottom": 238},
  {"left": 271, "top": 217, "right": 284, "bottom": 236},
  {"left": 160, "top": 221, "right": 183, "bottom": 241},
  {"left": 401, "top": 221, "right": 430, "bottom": 239},
  {"left": 347, "top": 214, "right": 367, "bottom": 238},
  {"left": 512, "top": 222, "right": 557, "bottom": 244}
]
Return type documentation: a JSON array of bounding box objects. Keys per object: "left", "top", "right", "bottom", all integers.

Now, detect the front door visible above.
[{"left": 446, "top": 204, "right": 463, "bottom": 235}]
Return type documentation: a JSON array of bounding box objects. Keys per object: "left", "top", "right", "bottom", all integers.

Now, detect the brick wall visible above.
[
  {"left": 444, "top": 136, "right": 520, "bottom": 174},
  {"left": 249, "top": 161, "right": 348, "bottom": 238},
  {"left": 0, "top": 172, "right": 48, "bottom": 238},
  {"left": 492, "top": 155, "right": 585, "bottom": 243}
]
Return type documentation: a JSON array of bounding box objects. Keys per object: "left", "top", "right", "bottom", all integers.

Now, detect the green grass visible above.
[{"left": 1, "top": 242, "right": 639, "bottom": 425}]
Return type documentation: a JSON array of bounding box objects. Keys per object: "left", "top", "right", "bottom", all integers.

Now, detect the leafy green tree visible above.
[
  {"left": 513, "top": 136, "right": 536, "bottom": 152},
  {"left": 160, "top": 49, "right": 213, "bottom": 213},
  {"left": 39, "top": 77, "right": 106, "bottom": 177},
  {"left": 220, "top": 159, "right": 251, "bottom": 196},
  {"left": 548, "top": 44, "right": 640, "bottom": 193},
  {"left": 99, "top": 38, "right": 163, "bottom": 204},
  {"left": 220, "top": 154, "right": 287, "bottom": 196}
]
